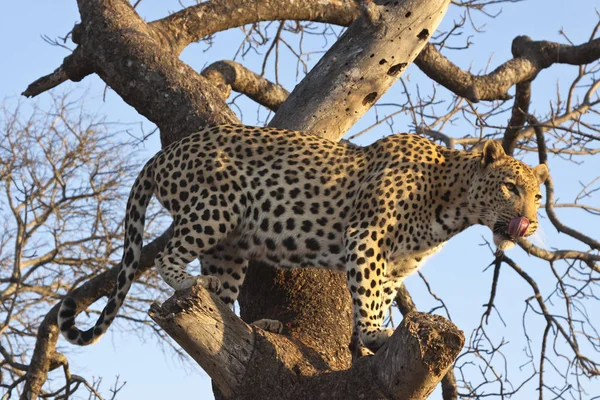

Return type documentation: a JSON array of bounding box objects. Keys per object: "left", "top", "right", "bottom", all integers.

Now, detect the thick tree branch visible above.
[
  {"left": 26, "top": 0, "right": 600, "bottom": 119},
  {"left": 156, "top": 0, "right": 600, "bottom": 110},
  {"left": 395, "top": 284, "right": 459, "bottom": 400},
  {"left": 153, "top": 0, "right": 360, "bottom": 54},
  {"left": 238, "top": 266, "right": 354, "bottom": 372},
  {"left": 149, "top": 286, "right": 253, "bottom": 398},
  {"left": 25, "top": 0, "right": 600, "bottom": 121},
  {"left": 201, "top": 61, "right": 289, "bottom": 112},
  {"left": 415, "top": 36, "right": 600, "bottom": 102},
  {"left": 75, "top": 0, "right": 239, "bottom": 145},
  {"left": 269, "top": 0, "right": 451, "bottom": 141},
  {"left": 150, "top": 286, "right": 464, "bottom": 400},
  {"left": 23, "top": 0, "right": 358, "bottom": 103}
]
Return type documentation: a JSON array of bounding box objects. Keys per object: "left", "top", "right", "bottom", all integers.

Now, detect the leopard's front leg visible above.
[{"left": 344, "top": 228, "right": 393, "bottom": 353}]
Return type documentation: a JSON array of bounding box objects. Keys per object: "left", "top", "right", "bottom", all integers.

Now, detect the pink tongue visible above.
[{"left": 508, "top": 217, "right": 529, "bottom": 238}]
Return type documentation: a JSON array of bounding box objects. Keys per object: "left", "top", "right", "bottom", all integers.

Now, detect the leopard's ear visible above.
[
  {"left": 482, "top": 140, "right": 505, "bottom": 167},
  {"left": 533, "top": 164, "right": 549, "bottom": 184}
]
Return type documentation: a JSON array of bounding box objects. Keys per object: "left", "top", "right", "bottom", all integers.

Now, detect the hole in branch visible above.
[{"left": 362, "top": 92, "right": 378, "bottom": 106}]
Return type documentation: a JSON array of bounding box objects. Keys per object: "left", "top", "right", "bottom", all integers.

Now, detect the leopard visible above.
[{"left": 58, "top": 124, "right": 548, "bottom": 353}]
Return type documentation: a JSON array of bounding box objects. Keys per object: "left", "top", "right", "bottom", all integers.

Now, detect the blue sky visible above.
[{"left": 1, "top": 1, "right": 599, "bottom": 399}]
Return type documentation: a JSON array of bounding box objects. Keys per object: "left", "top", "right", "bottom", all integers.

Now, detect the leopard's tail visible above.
[{"left": 58, "top": 156, "right": 156, "bottom": 345}]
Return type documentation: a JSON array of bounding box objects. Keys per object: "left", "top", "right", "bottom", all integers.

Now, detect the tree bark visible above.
[
  {"left": 201, "top": 61, "right": 289, "bottom": 112},
  {"left": 19, "top": 0, "right": 600, "bottom": 398},
  {"left": 269, "top": 0, "right": 450, "bottom": 141},
  {"left": 74, "top": 0, "right": 240, "bottom": 145},
  {"left": 150, "top": 286, "right": 464, "bottom": 399},
  {"left": 414, "top": 36, "right": 600, "bottom": 103}
]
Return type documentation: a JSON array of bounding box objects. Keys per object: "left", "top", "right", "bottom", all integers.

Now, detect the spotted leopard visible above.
[{"left": 58, "top": 124, "right": 548, "bottom": 352}]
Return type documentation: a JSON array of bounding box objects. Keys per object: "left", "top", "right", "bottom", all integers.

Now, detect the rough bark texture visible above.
[
  {"left": 238, "top": 266, "right": 353, "bottom": 371},
  {"left": 149, "top": 286, "right": 255, "bottom": 398},
  {"left": 202, "top": 61, "right": 289, "bottom": 112},
  {"left": 73, "top": 0, "right": 240, "bottom": 146},
  {"left": 150, "top": 287, "right": 464, "bottom": 399},
  {"left": 414, "top": 36, "right": 600, "bottom": 102},
  {"left": 154, "top": 0, "right": 360, "bottom": 54},
  {"left": 502, "top": 80, "right": 531, "bottom": 154},
  {"left": 269, "top": 0, "right": 450, "bottom": 141}
]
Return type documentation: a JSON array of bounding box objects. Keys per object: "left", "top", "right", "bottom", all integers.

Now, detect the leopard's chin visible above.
[{"left": 493, "top": 232, "right": 516, "bottom": 252}]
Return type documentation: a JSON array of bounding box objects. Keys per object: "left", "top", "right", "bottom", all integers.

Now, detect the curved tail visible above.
[{"left": 58, "top": 157, "right": 156, "bottom": 345}]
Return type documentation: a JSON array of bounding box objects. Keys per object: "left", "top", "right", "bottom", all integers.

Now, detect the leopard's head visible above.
[{"left": 468, "top": 140, "right": 549, "bottom": 252}]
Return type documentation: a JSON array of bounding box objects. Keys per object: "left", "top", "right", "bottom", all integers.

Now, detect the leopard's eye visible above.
[
  {"left": 504, "top": 182, "right": 519, "bottom": 195},
  {"left": 535, "top": 193, "right": 542, "bottom": 201}
]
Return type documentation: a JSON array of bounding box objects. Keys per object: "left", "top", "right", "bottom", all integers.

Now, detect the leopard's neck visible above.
[{"left": 428, "top": 150, "right": 482, "bottom": 241}]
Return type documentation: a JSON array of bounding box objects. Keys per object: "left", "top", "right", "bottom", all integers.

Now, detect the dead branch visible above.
[
  {"left": 270, "top": 0, "right": 451, "bottom": 141},
  {"left": 25, "top": 1, "right": 240, "bottom": 145},
  {"left": 528, "top": 115, "right": 600, "bottom": 250},
  {"left": 502, "top": 254, "right": 600, "bottom": 377},
  {"left": 502, "top": 81, "right": 531, "bottom": 154},
  {"left": 415, "top": 36, "right": 600, "bottom": 102},
  {"left": 201, "top": 60, "right": 289, "bottom": 112},
  {"left": 150, "top": 285, "right": 464, "bottom": 400},
  {"left": 153, "top": 0, "right": 359, "bottom": 55},
  {"left": 395, "top": 284, "right": 417, "bottom": 316},
  {"left": 22, "top": 50, "right": 93, "bottom": 98},
  {"left": 394, "top": 283, "right": 459, "bottom": 400}
]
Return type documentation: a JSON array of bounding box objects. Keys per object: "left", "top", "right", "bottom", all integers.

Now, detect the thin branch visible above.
[
  {"left": 527, "top": 115, "right": 600, "bottom": 250},
  {"left": 201, "top": 60, "right": 289, "bottom": 112}
]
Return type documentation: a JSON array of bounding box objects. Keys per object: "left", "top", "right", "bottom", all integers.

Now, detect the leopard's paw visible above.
[
  {"left": 362, "top": 327, "right": 394, "bottom": 353},
  {"left": 349, "top": 334, "right": 374, "bottom": 362},
  {"left": 178, "top": 275, "right": 221, "bottom": 293},
  {"left": 251, "top": 318, "right": 283, "bottom": 334}
]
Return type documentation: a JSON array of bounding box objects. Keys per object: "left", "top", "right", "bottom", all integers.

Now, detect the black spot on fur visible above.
[
  {"left": 283, "top": 237, "right": 297, "bottom": 251},
  {"left": 67, "top": 328, "right": 79, "bottom": 340},
  {"left": 305, "top": 238, "right": 320, "bottom": 251}
]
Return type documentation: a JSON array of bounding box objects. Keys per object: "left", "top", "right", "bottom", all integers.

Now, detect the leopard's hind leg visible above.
[
  {"left": 201, "top": 244, "right": 282, "bottom": 333},
  {"left": 156, "top": 216, "right": 233, "bottom": 292},
  {"left": 200, "top": 245, "right": 248, "bottom": 306}
]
